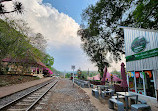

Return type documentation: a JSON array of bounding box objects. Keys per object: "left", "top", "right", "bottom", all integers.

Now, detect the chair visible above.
[
  {"left": 92, "top": 88, "right": 99, "bottom": 98},
  {"left": 130, "top": 97, "right": 147, "bottom": 105},
  {"left": 109, "top": 98, "right": 124, "bottom": 111},
  {"left": 131, "top": 104, "right": 151, "bottom": 111},
  {"left": 101, "top": 89, "right": 114, "bottom": 98}
]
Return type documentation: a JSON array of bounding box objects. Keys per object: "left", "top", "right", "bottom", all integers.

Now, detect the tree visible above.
[
  {"left": 79, "top": 34, "right": 110, "bottom": 77},
  {"left": 0, "top": 19, "right": 28, "bottom": 61},
  {"left": 43, "top": 54, "right": 54, "bottom": 68},
  {"left": 78, "top": 0, "right": 130, "bottom": 77},
  {"left": 6, "top": 18, "right": 48, "bottom": 61},
  {"left": 77, "top": 69, "right": 82, "bottom": 79},
  {"left": 0, "top": 19, "right": 31, "bottom": 73},
  {"left": 51, "top": 67, "right": 62, "bottom": 75},
  {"left": 78, "top": 0, "right": 157, "bottom": 77},
  {"left": 0, "top": 19, "right": 48, "bottom": 74},
  {"left": 125, "top": 0, "right": 158, "bottom": 29},
  {"left": 79, "top": 0, "right": 131, "bottom": 60},
  {"left": 0, "top": 0, "right": 23, "bottom": 14},
  {"left": 65, "top": 73, "right": 71, "bottom": 78},
  {"left": 29, "top": 33, "right": 47, "bottom": 52}
]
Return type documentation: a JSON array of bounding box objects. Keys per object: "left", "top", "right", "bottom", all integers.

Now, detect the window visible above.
[
  {"left": 144, "top": 71, "right": 156, "bottom": 97},
  {"left": 136, "top": 72, "right": 144, "bottom": 95},
  {"left": 128, "top": 72, "right": 135, "bottom": 92},
  {"left": 128, "top": 70, "right": 156, "bottom": 98}
]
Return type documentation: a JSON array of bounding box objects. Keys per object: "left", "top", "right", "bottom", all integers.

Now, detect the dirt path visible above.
[{"left": 81, "top": 87, "right": 114, "bottom": 111}]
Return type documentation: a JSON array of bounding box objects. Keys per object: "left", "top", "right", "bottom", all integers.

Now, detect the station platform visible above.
[{"left": 0, "top": 77, "right": 52, "bottom": 98}]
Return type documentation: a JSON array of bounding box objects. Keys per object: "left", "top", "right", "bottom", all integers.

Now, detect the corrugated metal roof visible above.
[{"left": 119, "top": 26, "right": 158, "bottom": 32}]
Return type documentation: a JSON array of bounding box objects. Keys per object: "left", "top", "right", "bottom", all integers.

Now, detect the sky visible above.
[{"left": 4, "top": 0, "right": 125, "bottom": 72}]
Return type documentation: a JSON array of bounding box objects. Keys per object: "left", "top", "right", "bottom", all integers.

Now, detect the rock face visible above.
[{"left": 48, "top": 79, "right": 98, "bottom": 111}]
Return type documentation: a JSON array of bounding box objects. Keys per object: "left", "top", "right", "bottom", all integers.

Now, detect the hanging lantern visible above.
[
  {"left": 145, "top": 71, "right": 152, "bottom": 78},
  {"left": 135, "top": 72, "right": 140, "bottom": 78},
  {"left": 131, "top": 72, "right": 135, "bottom": 77},
  {"left": 140, "top": 72, "right": 144, "bottom": 79},
  {"left": 127, "top": 72, "right": 132, "bottom": 77}
]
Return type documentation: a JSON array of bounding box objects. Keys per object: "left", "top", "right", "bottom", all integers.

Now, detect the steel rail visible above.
[
  {"left": 26, "top": 80, "right": 58, "bottom": 111},
  {"left": 0, "top": 79, "right": 54, "bottom": 110}
]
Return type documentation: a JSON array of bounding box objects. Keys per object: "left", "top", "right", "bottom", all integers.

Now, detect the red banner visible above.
[
  {"left": 135, "top": 72, "right": 140, "bottom": 78},
  {"left": 145, "top": 71, "right": 152, "bottom": 78}
]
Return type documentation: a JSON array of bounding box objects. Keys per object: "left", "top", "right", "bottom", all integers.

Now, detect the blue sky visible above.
[{"left": 43, "top": 0, "right": 97, "bottom": 24}]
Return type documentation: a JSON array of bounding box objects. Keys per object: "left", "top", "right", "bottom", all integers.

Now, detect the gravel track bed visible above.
[
  {"left": 0, "top": 79, "right": 54, "bottom": 108},
  {"left": 48, "top": 79, "right": 98, "bottom": 111}
]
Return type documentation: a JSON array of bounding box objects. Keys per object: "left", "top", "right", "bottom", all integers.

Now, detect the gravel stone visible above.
[{"left": 48, "top": 79, "right": 98, "bottom": 111}]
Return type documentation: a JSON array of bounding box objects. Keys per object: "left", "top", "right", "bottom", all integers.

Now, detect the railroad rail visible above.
[{"left": 0, "top": 79, "right": 58, "bottom": 111}]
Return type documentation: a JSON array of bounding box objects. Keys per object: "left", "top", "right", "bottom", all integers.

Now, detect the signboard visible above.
[
  {"left": 71, "top": 65, "right": 75, "bottom": 70},
  {"left": 126, "top": 48, "right": 158, "bottom": 62},
  {"left": 131, "top": 37, "right": 147, "bottom": 53}
]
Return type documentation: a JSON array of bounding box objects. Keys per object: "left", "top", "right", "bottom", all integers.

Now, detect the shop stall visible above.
[{"left": 121, "top": 27, "right": 158, "bottom": 99}]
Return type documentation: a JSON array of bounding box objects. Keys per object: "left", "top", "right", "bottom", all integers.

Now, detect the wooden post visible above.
[{"left": 35, "top": 66, "right": 37, "bottom": 74}]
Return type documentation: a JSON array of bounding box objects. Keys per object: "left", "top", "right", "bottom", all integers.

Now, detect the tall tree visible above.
[
  {"left": 78, "top": 0, "right": 157, "bottom": 76},
  {"left": 79, "top": 32, "right": 110, "bottom": 77},
  {"left": 0, "top": 0, "right": 23, "bottom": 14},
  {"left": 125, "top": 0, "right": 158, "bottom": 29},
  {"left": 78, "top": 0, "right": 130, "bottom": 76},
  {"left": 5, "top": 18, "right": 47, "bottom": 61},
  {"left": 29, "top": 33, "right": 47, "bottom": 53},
  {"left": 0, "top": 19, "right": 48, "bottom": 74}
]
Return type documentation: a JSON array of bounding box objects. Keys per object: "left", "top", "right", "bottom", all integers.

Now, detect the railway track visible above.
[{"left": 0, "top": 79, "right": 58, "bottom": 111}]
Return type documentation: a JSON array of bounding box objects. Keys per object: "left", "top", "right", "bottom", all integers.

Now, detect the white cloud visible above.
[
  {"left": 2, "top": 0, "right": 96, "bottom": 71},
  {"left": 4, "top": 0, "right": 80, "bottom": 48},
  {"left": 2, "top": 0, "right": 125, "bottom": 72}
]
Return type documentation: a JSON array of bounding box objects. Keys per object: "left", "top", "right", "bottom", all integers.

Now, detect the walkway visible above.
[
  {"left": 0, "top": 77, "right": 52, "bottom": 98},
  {"left": 82, "top": 87, "right": 113, "bottom": 111}
]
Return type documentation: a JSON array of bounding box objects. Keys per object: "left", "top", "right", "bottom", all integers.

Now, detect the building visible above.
[
  {"left": 1, "top": 57, "right": 46, "bottom": 78},
  {"left": 121, "top": 27, "right": 158, "bottom": 103}
]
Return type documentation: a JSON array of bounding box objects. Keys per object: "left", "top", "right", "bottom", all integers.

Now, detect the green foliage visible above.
[
  {"left": 77, "top": 69, "right": 98, "bottom": 80},
  {"left": 0, "top": 0, "right": 23, "bottom": 14},
  {"left": 43, "top": 54, "right": 54, "bottom": 67},
  {"left": 88, "top": 71, "right": 98, "bottom": 77},
  {"left": 0, "top": 19, "right": 29, "bottom": 60},
  {"left": 129, "top": 0, "right": 158, "bottom": 29},
  {"left": 78, "top": 0, "right": 130, "bottom": 76},
  {"left": 65, "top": 73, "right": 71, "bottom": 78},
  {"left": 80, "top": 70, "right": 88, "bottom": 80},
  {"left": 34, "top": 76, "right": 40, "bottom": 80},
  {"left": 0, "top": 18, "right": 49, "bottom": 73},
  {"left": 78, "top": 0, "right": 157, "bottom": 77}
]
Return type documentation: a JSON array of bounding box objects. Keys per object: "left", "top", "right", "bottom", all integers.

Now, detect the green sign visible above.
[
  {"left": 126, "top": 48, "right": 158, "bottom": 62},
  {"left": 131, "top": 37, "right": 147, "bottom": 53}
]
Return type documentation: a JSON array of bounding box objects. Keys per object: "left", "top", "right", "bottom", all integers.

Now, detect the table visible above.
[
  {"left": 97, "top": 85, "right": 109, "bottom": 94},
  {"left": 102, "top": 89, "right": 114, "bottom": 97},
  {"left": 97, "top": 85, "right": 109, "bottom": 90},
  {"left": 116, "top": 92, "right": 138, "bottom": 111}
]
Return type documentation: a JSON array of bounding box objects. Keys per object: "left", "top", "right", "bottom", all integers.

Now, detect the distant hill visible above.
[{"left": 51, "top": 67, "right": 63, "bottom": 75}]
